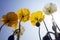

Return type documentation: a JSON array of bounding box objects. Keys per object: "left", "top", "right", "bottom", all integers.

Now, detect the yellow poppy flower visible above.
[
  {"left": 14, "top": 26, "right": 25, "bottom": 36},
  {"left": 16, "top": 8, "right": 30, "bottom": 22},
  {"left": 30, "top": 11, "right": 44, "bottom": 26},
  {"left": 44, "top": 3, "right": 57, "bottom": 15},
  {"left": 1, "top": 12, "right": 18, "bottom": 28}
]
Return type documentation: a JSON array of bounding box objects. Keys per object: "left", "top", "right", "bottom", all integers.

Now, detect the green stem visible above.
[
  {"left": 17, "top": 21, "right": 21, "bottom": 40},
  {"left": 0, "top": 22, "right": 8, "bottom": 32},
  {"left": 51, "top": 14, "right": 60, "bottom": 31},
  {"left": 43, "top": 20, "right": 48, "bottom": 31},
  {"left": 43, "top": 20, "right": 52, "bottom": 40},
  {"left": 38, "top": 26, "right": 41, "bottom": 40},
  {"left": 56, "top": 25, "right": 60, "bottom": 31},
  {"left": 51, "top": 14, "right": 60, "bottom": 40},
  {"left": 53, "top": 22, "right": 58, "bottom": 40},
  {"left": 0, "top": 24, "right": 5, "bottom": 31},
  {"left": 55, "top": 29, "right": 58, "bottom": 40},
  {"left": 17, "top": 34, "right": 20, "bottom": 40}
]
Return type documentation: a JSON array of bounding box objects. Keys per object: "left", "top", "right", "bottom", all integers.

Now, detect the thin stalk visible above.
[
  {"left": 43, "top": 20, "right": 52, "bottom": 40},
  {"left": 48, "top": 32, "right": 55, "bottom": 35},
  {"left": 43, "top": 20, "right": 48, "bottom": 31},
  {"left": 56, "top": 25, "right": 60, "bottom": 31},
  {"left": 51, "top": 14, "right": 58, "bottom": 40},
  {"left": 38, "top": 26, "right": 41, "bottom": 40},
  {"left": 17, "top": 33, "right": 20, "bottom": 40},
  {"left": 0, "top": 24, "right": 5, "bottom": 31},
  {"left": 17, "top": 21, "right": 21, "bottom": 40},
  {"left": 53, "top": 22, "right": 58, "bottom": 40},
  {"left": 55, "top": 28, "right": 58, "bottom": 40},
  {"left": 51, "top": 14, "right": 60, "bottom": 31}
]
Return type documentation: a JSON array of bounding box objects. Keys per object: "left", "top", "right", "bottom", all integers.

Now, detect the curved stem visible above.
[
  {"left": 0, "top": 24, "right": 5, "bottom": 31},
  {"left": 0, "top": 22, "right": 8, "bottom": 32},
  {"left": 52, "top": 20, "right": 58, "bottom": 40},
  {"left": 51, "top": 14, "right": 60, "bottom": 31},
  {"left": 43, "top": 20, "right": 52, "bottom": 40},
  {"left": 48, "top": 32, "right": 55, "bottom": 35},
  {"left": 51, "top": 14, "right": 60, "bottom": 40},
  {"left": 38, "top": 26, "right": 41, "bottom": 40}
]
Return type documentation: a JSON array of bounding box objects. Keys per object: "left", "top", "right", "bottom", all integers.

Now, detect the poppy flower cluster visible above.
[
  {"left": 0, "top": 2, "right": 59, "bottom": 40},
  {"left": 0, "top": 8, "right": 30, "bottom": 40}
]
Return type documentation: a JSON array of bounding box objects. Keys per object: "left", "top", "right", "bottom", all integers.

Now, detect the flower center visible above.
[
  {"left": 22, "top": 15, "right": 24, "bottom": 18},
  {"left": 7, "top": 19, "right": 10, "bottom": 22},
  {"left": 48, "top": 7, "right": 52, "bottom": 13},
  {"left": 35, "top": 18, "right": 38, "bottom": 20},
  {"left": 48, "top": 9, "right": 51, "bottom": 13}
]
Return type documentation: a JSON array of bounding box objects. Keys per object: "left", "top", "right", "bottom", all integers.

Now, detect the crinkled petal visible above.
[
  {"left": 16, "top": 8, "right": 30, "bottom": 22},
  {"left": 44, "top": 3, "right": 57, "bottom": 15},
  {"left": 30, "top": 11, "right": 44, "bottom": 26},
  {"left": 1, "top": 12, "right": 18, "bottom": 28}
]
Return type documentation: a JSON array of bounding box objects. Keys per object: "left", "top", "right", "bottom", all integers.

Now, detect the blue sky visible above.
[{"left": 0, "top": 0, "right": 60, "bottom": 40}]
